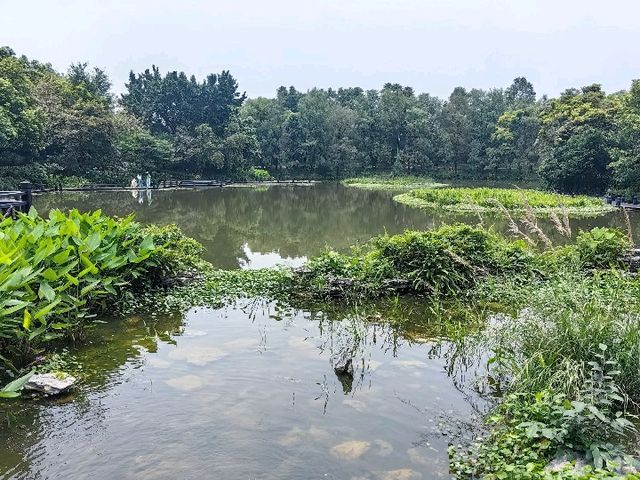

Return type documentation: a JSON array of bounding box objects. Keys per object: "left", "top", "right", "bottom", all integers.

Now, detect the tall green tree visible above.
[
  {"left": 609, "top": 80, "right": 640, "bottom": 194},
  {"left": 442, "top": 87, "right": 472, "bottom": 174},
  {"left": 537, "top": 85, "right": 615, "bottom": 193},
  {"left": 121, "top": 66, "right": 245, "bottom": 135},
  {"left": 0, "top": 47, "right": 46, "bottom": 164}
]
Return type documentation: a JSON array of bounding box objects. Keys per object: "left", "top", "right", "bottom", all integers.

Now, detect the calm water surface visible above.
[
  {"left": 33, "top": 183, "right": 640, "bottom": 269},
  {"left": 1, "top": 301, "right": 480, "bottom": 479}
]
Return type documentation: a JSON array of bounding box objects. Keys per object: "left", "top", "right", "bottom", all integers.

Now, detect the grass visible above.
[
  {"left": 341, "top": 175, "right": 448, "bottom": 190},
  {"left": 394, "top": 187, "right": 614, "bottom": 216}
]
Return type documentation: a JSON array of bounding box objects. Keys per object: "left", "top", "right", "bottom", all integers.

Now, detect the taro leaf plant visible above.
[
  {"left": 0, "top": 208, "right": 161, "bottom": 363},
  {"left": 0, "top": 371, "right": 33, "bottom": 398}
]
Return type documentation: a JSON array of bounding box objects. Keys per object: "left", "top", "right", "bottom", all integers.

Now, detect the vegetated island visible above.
[
  {"left": 394, "top": 187, "right": 615, "bottom": 216},
  {"left": 341, "top": 175, "right": 448, "bottom": 191}
]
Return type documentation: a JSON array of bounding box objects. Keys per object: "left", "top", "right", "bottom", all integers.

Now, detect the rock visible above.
[
  {"left": 161, "top": 270, "right": 204, "bottom": 287},
  {"left": 327, "top": 277, "right": 357, "bottom": 297},
  {"left": 165, "top": 374, "right": 203, "bottom": 391},
  {"left": 25, "top": 373, "right": 76, "bottom": 395},
  {"left": 292, "top": 266, "right": 313, "bottom": 276},
  {"left": 623, "top": 249, "right": 640, "bottom": 271},
  {"left": 545, "top": 454, "right": 588, "bottom": 474},
  {"left": 333, "top": 351, "right": 354, "bottom": 376},
  {"left": 375, "top": 468, "right": 422, "bottom": 480},
  {"left": 167, "top": 345, "right": 227, "bottom": 366},
  {"left": 330, "top": 440, "right": 371, "bottom": 459},
  {"left": 381, "top": 278, "right": 412, "bottom": 293}
]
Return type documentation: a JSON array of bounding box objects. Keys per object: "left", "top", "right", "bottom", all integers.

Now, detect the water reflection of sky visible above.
[{"left": 238, "top": 243, "right": 307, "bottom": 269}]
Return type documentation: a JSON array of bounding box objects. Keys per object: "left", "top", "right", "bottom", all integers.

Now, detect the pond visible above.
[
  {"left": 1, "top": 300, "right": 482, "bottom": 479},
  {"left": 3, "top": 183, "right": 638, "bottom": 479},
  {"left": 33, "top": 183, "right": 640, "bottom": 269}
]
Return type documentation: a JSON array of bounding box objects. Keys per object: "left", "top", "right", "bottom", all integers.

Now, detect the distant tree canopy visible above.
[
  {"left": 2, "top": 45, "right": 640, "bottom": 194},
  {"left": 121, "top": 67, "right": 245, "bottom": 135}
]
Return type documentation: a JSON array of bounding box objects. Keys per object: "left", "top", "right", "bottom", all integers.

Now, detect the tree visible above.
[
  {"left": 537, "top": 85, "right": 615, "bottom": 193},
  {"left": 113, "top": 112, "right": 173, "bottom": 181},
  {"left": 442, "top": 87, "right": 472, "bottom": 174},
  {"left": 33, "top": 70, "right": 115, "bottom": 179},
  {"left": 506, "top": 76, "right": 536, "bottom": 106},
  {"left": 240, "top": 97, "right": 286, "bottom": 173},
  {"left": 609, "top": 80, "right": 640, "bottom": 194},
  {"left": 121, "top": 66, "right": 245, "bottom": 135},
  {"left": 67, "top": 62, "right": 113, "bottom": 107},
  {"left": 278, "top": 112, "right": 305, "bottom": 176},
  {"left": 0, "top": 47, "right": 46, "bottom": 164},
  {"left": 487, "top": 107, "right": 540, "bottom": 174}
]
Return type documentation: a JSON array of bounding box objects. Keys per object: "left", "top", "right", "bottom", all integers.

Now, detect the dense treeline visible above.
[{"left": 2, "top": 45, "right": 640, "bottom": 194}]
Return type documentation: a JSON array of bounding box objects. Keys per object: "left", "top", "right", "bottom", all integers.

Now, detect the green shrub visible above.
[
  {"left": 138, "top": 224, "right": 205, "bottom": 275},
  {"left": 575, "top": 228, "right": 630, "bottom": 270},
  {"left": 247, "top": 167, "right": 274, "bottom": 181},
  {"left": 0, "top": 208, "right": 165, "bottom": 361},
  {"left": 298, "top": 224, "right": 534, "bottom": 297},
  {"left": 450, "top": 378, "right": 638, "bottom": 479},
  {"left": 477, "top": 270, "right": 640, "bottom": 400}
]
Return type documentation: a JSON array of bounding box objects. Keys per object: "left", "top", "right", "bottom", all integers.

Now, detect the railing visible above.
[
  {"left": 605, "top": 194, "right": 639, "bottom": 208},
  {"left": 0, "top": 181, "right": 33, "bottom": 215}
]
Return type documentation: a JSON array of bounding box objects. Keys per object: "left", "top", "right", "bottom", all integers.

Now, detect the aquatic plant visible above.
[
  {"left": 121, "top": 267, "right": 293, "bottom": 314},
  {"left": 342, "top": 175, "right": 447, "bottom": 190},
  {"left": 394, "top": 187, "right": 613, "bottom": 216},
  {"left": 296, "top": 224, "right": 534, "bottom": 298},
  {"left": 0, "top": 371, "right": 33, "bottom": 399},
  {"left": 0, "top": 208, "right": 181, "bottom": 362}
]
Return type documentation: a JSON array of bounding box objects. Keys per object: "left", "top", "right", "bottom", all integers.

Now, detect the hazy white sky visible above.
[{"left": 2, "top": 0, "right": 639, "bottom": 99}]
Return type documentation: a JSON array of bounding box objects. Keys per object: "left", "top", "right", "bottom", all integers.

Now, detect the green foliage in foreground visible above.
[
  {"left": 476, "top": 271, "right": 640, "bottom": 401},
  {"left": 342, "top": 175, "right": 447, "bottom": 190},
  {"left": 0, "top": 371, "right": 33, "bottom": 398},
  {"left": 458, "top": 267, "right": 640, "bottom": 478},
  {"left": 394, "top": 187, "right": 612, "bottom": 215},
  {"left": 0, "top": 209, "right": 198, "bottom": 366},
  {"left": 450, "top": 386, "right": 638, "bottom": 479}
]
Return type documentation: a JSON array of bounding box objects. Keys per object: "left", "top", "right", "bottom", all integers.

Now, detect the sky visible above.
[{"left": 2, "top": 0, "right": 639, "bottom": 100}]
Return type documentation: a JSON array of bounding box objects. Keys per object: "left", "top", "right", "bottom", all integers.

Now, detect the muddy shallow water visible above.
[{"left": 1, "top": 301, "right": 483, "bottom": 479}]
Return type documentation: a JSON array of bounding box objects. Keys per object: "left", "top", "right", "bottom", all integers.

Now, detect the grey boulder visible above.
[{"left": 25, "top": 373, "right": 76, "bottom": 395}]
